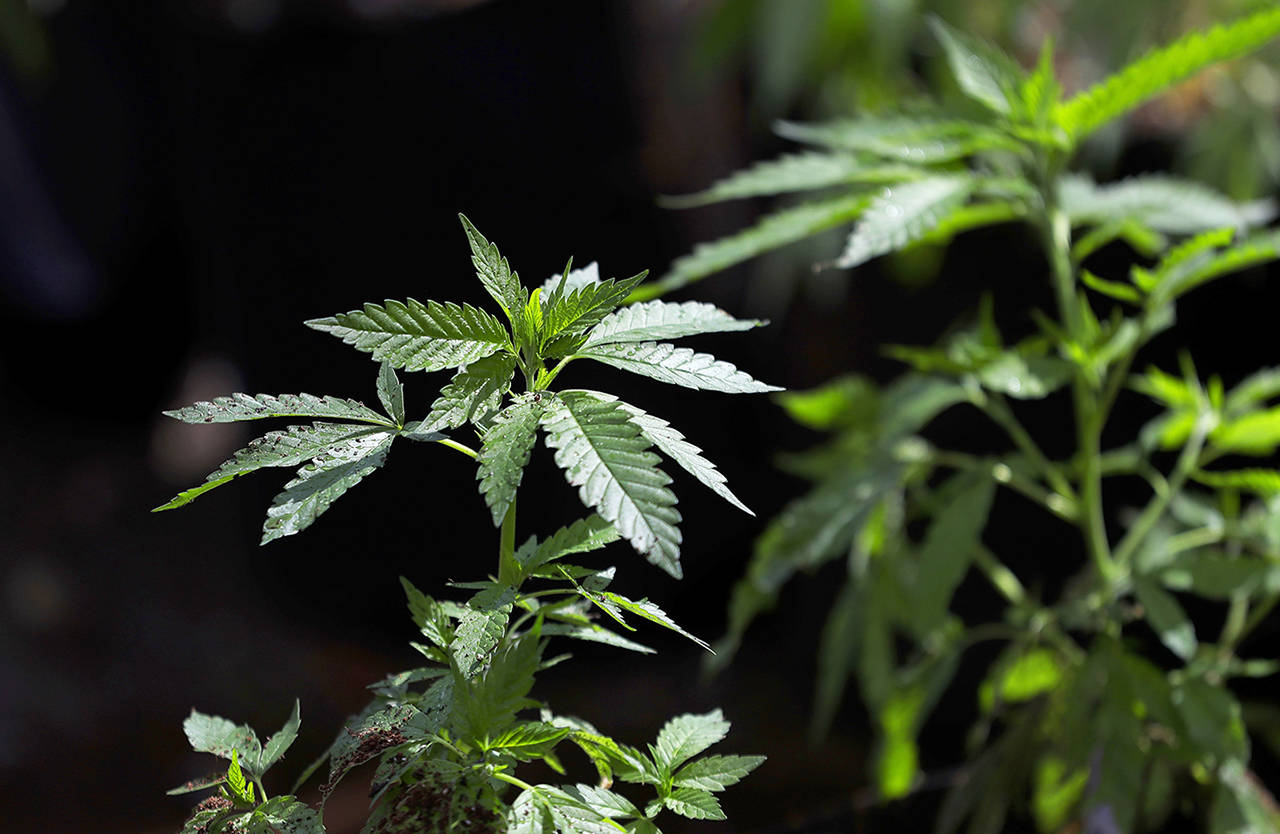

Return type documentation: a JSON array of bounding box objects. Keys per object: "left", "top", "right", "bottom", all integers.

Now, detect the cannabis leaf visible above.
[
  {"left": 164, "top": 392, "right": 394, "bottom": 426},
  {"left": 661, "top": 152, "right": 917, "bottom": 207},
  {"left": 477, "top": 395, "right": 547, "bottom": 526},
  {"left": 581, "top": 300, "right": 764, "bottom": 349},
  {"left": 541, "top": 392, "right": 683, "bottom": 577},
  {"left": 575, "top": 342, "right": 779, "bottom": 394},
  {"left": 461, "top": 213, "right": 528, "bottom": 321},
  {"left": 834, "top": 175, "right": 975, "bottom": 269},
  {"left": 928, "top": 16, "right": 1023, "bottom": 115},
  {"left": 421, "top": 352, "right": 518, "bottom": 431}
]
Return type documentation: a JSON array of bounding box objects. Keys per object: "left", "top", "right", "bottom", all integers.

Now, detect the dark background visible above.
[{"left": 2, "top": 2, "right": 1277, "bottom": 833}]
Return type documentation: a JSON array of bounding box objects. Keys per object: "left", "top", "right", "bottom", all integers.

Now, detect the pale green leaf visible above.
[
  {"left": 1060, "top": 174, "right": 1275, "bottom": 235},
  {"left": 834, "top": 175, "right": 975, "bottom": 269},
  {"left": 1212, "top": 408, "right": 1280, "bottom": 455},
  {"left": 523, "top": 515, "right": 620, "bottom": 570},
  {"left": 1150, "top": 228, "right": 1280, "bottom": 304},
  {"left": 540, "top": 623, "right": 655, "bottom": 654},
  {"left": 776, "top": 115, "right": 1020, "bottom": 162},
  {"left": 1054, "top": 7, "right": 1280, "bottom": 140},
  {"left": 226, "top": 749, "right": 251, "bottom": 804},
  {"left": 562, "top": 785, "right": 641, "bottom": 819},
  {"left": 662, "top": 788, "right": 725, "bottom": 821},
  {"left": 541, "top": 392, "right": 683, "bottom": 577},
  {"left": 654, "top": 709, "right": 730, "bottom": 771},
  {"left": 575, "top": 342, "right": 780, "bottom": 394},
  {"left": 672, "top": 755, "right": 765, "bottom": 792},
  {"left": 422, "top": 352, "right": 517, "bottom": 432},
  {"left": 484, "top": 722, "right": 571, "bottom": 759},
  {"left": 1192, "top": 468, "right": 1280, "bottom": 495},
  {"left": 662, "top": 151, "right": 918, "bottom": 207},
  {"left": 376, "top": 362, "right": 405, "bottom": 425},
  {"left": 305, "top": 298, "right": 510, "bottom": 372},
  {"left": 164, "top": 392, "right": 393, "bottom": 426},
  {"left": 1133, "top": 577, "right": 1197, "bottom": 661},
  {"left": 581, "top": 301, "right": 764, "bottom": 350},
  {"left": 261, "top": 431, "right": 395, "bottom": 544},
  {"left": 453, "top": 584, "right": 517, "bottom": 679},
  {"left": 154, "top": 422, "right": 382, "bottom": 511},
  {"left": 477, "top": 395, "right": 546, "bottom": 526},
  {"left": 541, "top": 261, "right": 601, "bottom": 296},
  {"left": 597, "top": 591, "right": 709, "bottom": 651},
  {"left": 508, "top": 789, "right": 552, "bottom": 834},
  {"left": 1226, "top": 367, "right": 1280, "bottom": 415},
  {"left": 183, "top": 711, "right": 263, "bottom": 769},
  {"left": 928, "top": 16, "right": 1023, "bottom": 115},
  {"left": 459, "top": 214, "right": 527, "bottom": 319},
  {"left": 638, "top": 193, "right": 871, "bottom": 301},
  {"left": 260, "top": 700, "right": 301, "bottom": 773}
]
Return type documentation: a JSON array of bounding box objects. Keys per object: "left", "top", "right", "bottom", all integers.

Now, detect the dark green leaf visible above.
[
  {"left": 421, "top": 352, "right": 517, "bottom": 432},
  {"left": 459, "top": 214, "right": 527, "bottom": 320},
  {"left": 477, "top": 395, "right": 546, "bottom": 526},
  {"left": 163, "top": 392, "right": 392, "bottom": 426}
]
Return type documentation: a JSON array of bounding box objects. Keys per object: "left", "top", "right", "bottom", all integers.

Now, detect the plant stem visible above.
[
  {"left": 974, "top": 544, "right": 1027, "bottom": 605},
  {"left": 437, "top": 438, "right": 479, "bottom": 459},
  {"left": 928, "top": 448, "right": 1076, "bottom": 521},
  {"left": 1111, "top": 421, "right": 1208, "bottom": 570},
  {"left": 498, "top": 499, "right": 521, "bottom": 586},
  {"left": 982, "top": 394, "right": 1077, "bottom": 502}
]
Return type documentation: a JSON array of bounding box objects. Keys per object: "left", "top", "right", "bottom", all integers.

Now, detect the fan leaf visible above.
[
  {"left": 582, "top": 301, "right": 764, "bottom": 349},
  {"left": 422, "top": 352, "right": 518, "bottom": 432},
  {"left": 834, "top": 175, "right": 975, "bottom": 269},
  {"left": 164, "top": 392, "right": 393, "bottom": 426},
  {"left": 575, "top": 342, "right": 780, "bottom": 394},
  {"left": 477, "top": 395, "right": 547, "bottom": 527},
  {"left": 662, "top": 151, "right": 919, "bottom": 208}
]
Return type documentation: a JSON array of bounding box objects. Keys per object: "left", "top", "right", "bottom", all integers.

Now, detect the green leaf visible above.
[
  {"left": 421, "top": 352, "right": 517, "bottom": 432},
  {"left": 508, "top": 789, "right": 552, "bottom": 834},
  {"left": 154, "top": 422, "right": 383, "bottom": 511},
  {"left": 980, "top": 648, "right": 1064, "bottom": 710},
  {"left": 1192, "top": 468, "right": 1280, "bottom": 495},
  {"left": 1158, "top": 551, "right": 1280, "bottom": 599},
  {"left": 928, "top": 16, "right": 1022, "bottom": 115},
  {"left": 654, "top": 709, "right": 730, "bottom": 771},
  {"left": 521, "top": 515, "right": 620, "bottom": 571},
  {"left": 911, "top": 472, "right": 995, "bottom": 632},
  {"left": 1149, "top": 228, "right": 1280, "bottom": 304},
  {"left": 595, "top": 591, "right": 709, "bottom": 651},
  {"left": 662, "top": 789, "right": 725, "bottom": 821},
  {"left": 164, "top": 392, "right": 393, "bottom": 426},
  {"left": 376, "top": 362, "right": 405, "bottom": 425},
  {"left": 1053, "top": 6, "right": 1280, "bottom": 140},
  {"left": 1133, "top": 577, "right": 1197, "bottom": 661},
  {"left": 459, "top": 214, "right": 527, "bottom": 320},
  {"left": 562, "top": 785, "right": 641, "bottom": 819},
  {"left": 543, "top": 275, "right": 648, "bottom": 347},
  {"left": 581, "top": 301, "right": 764, "bottom": 350},
  {"left": 183, "top": 711, "right": 263, "bottom": 770},
  {"left": 639, "top": 193, "right": 871, "bottom": 301},
  {"left": 240, "top": 797, "right": 325, "bottom": 834},
  {"left": 453, "top": 584, "right": 517, "bottom": 679},
  {"left": 539, "top": 787, "right": 628, "bottom": 834},
  {"left": 477, "top": 395, "right": 546, "bottom": 527},
  {"left": 484, "top": 722, "right": 571, "bottom": 760},
  {"left": 451, "top": 634, "right": 541, "bottom": 741},
  {"left": 975, "top": 352, "right": 1073, "bottom": 400},
  {"left": 1032, "top": 757, "right": 1089, "bottom": 834},
  {"left": 1060, "top": 174, "right": 1274, "bottom": 235},
  {"left": 1174, "top": 678, "right": 1249, "bottom": 761},
  {"left": 776, "top": 115, "right": 1020, "bottom": 162},
  {"left": 226, "top": 749, "right": 254, "bottom": 805},
  {"left": 774, "top": 375, "right": 878, "bottom": 431},
  {"left": 1213, "top": 407, "right": 1280, "bottom": 455},
  {"left": 540, "top": 623, "right": 655, "bottom": 654},
  {"left": 813, "top": 578, "right": 862, "bottom": 739},
  {"left": 575, "top": 342, "right": 780, "bottom": 394},
  {"left": 261, "top": 431, "right": 395, "bottom": 544},
  {"left": 1226, "top": 367, "right": 1280, "bottom": 415},
  {"left": 661, "top": 151, "right": 918, "bottom": 207},
  {"left": 834, "top": 175, "right": 975, "bottom": 269},
  {"left": 260, "top": 700, "right": 301, "bottom": 773},
  {"left": 541, "top": 392, "right": 683, "bottom": 577},
  {"left": 305, "top": 298, "right": 510, "bottom": 373},
  {"left": 672, "top": 755, "right": 765, "bottom": 792},
  {"left": 1081, "top": 269, "right": 1142, "bottom": 304}
]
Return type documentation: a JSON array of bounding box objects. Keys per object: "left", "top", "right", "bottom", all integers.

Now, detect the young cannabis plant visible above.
[
  {"left": 673, "top": 8, "right": 1280, "bottom": 834},
  {"left": 158, "top": 217, "right": 770, "bottom": 834}
]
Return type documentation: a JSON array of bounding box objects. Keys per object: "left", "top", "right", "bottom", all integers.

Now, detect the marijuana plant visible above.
[
  {"left": 156, "top": 217, "right": 770, "bottom": 833},
  {"left": 671, "top": 7, "right": 1280, "bottom": 833}
]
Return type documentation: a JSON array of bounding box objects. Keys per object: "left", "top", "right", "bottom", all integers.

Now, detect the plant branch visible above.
[
  {"left": 436, "top": 438, "right": 479, "bottom": 459},
  {"left": 973, "top": 543, "right": 1027, "bottom": 605},
  {"left": 980, "top": 394, "right": 1077, "bottom": 502},
  {"left": 498, "top": 499, "right": 521, "bottom": 586},
  {"left": 1111, "top": 419, "right": 1209, "bottom": 570}
]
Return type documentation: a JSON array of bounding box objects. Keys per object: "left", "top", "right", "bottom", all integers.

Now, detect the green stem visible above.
[
  {"left": 491, "top": 771, "right": 536, "bottom": 792},
  {"left": 498, "top": 499, "right": 521, "bottom": 587},
  {"left": 928, "top": 449, "right": 1076, "bottom": 521},
  {"left": 1220, "top": 594, "right": 1251, "bottom": 650},
  {"left": 982, "top": 394, "right": 1077, "bottom": 503},
  {"left": 436, "top": 438, "right": 479, "bottom": 459},
  {"left": 1111, "top": 421, "right": 1209, "bottom": 570},
  {"left": 255, "top": 779, "right": 269, "bottom": 803},
  {"left": 974, "top": 544, "right": 1027, "bottom": 605},
  {"left": 1234, "top": 591, "right": 1280, "bottom": 647}
]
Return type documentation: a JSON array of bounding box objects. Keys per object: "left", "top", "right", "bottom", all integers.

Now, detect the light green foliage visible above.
[
  {"left": 160, "top": 218, "right": 768, "bottom": 834},
  {"left": 666, "top": 9, "right": 1280, "bottom": 833}
]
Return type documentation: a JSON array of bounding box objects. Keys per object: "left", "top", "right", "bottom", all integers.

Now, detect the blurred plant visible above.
[
  {"left": 156, "top": 218, "right": 771, "bottom": 833},
  {"left": 675, "top": 0, "right": 1280, "bottom": 301},
  {"left": 680, "top": 7, "right": 1280, "bottom": 832}
]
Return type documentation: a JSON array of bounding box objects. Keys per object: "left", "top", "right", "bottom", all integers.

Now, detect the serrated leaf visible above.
[
  {"left": 453, "top": 584, "right": 517, "bottom": 679},
  {"left": 541, "top": 392, "right": 683, "bottom": 577},
  {"left": 662, "top": 151, "right": 918, "bottom": 207},
  {"left": 597, "top": 592, "right": 709, "bottom": 651},
  {"left": 1149, "top": 228, "right": 1280, "bottom": 304},
  {"left": 523, "top": 515, "right": 621, "bottom": 571},
  {"left": 1192, "top": 468, "right": 1280, "bottom": 495},
  {"left": 662, "top": 788, "right": 725, "bottom": 821},
  {"left": 477, "top": 395, "right": 546, "bottom": 526},
  {"left": 541, "top": 261, "right": 600, "bottom": 295},
  {"left": 422, "top": 352, "right": 517, "bottom": 432},
  {"left": 485, "top": 722, "right": 571, "bottom": 759},
  {"left": 563, "top": 785, "right": 641, "bottom": 819},
  {"left": 451, "top": 634, "right": 541, "bottom": 741},
  {"left": 459, "top": 214, "right": 527, "bottom": 319},
  {"left": 540, "top": 623, "right": 656, "bottom": 654},
  {"left": 401, "top": 576, "right": 453, "bottom": 647},
  {"left": 654, "top": 709, "right": 730, "bottom": 771},
  {"left": 261, "top": 431, "right": 395, "bottom": 544},
  {"left": 305, "top": 298, "right": 510, "bottom": 373},
  {"left": 241, "top": 796, "right": 325, "bottom": 834},
  {"left": 260, "top": 700, "right": 301, "bottom": 773},
  {"left": 776, "top": 115, "right": 1020, "bottom": 162},
  {"left": 834, "top": 176, "right": 975, "bottom": 269},
  {"left": 582, "top": 301, "right": 764, "bottom": 349},
  {"left": 672, "top": 755, "right": 765, "bottom": 792},
  {"left": 184, "top": 711, "right": 263, "bottom": 769},
  {"left": 226, "top": 749, "right": 253, "bottom": 804},
  {"left": 376, "top": 362, "right": 405, "bottom": 425},
  {"left": 638, "top": 193, "right": 871, "bottom": 301},
  {"left": 509, "top": 789, "right": 553, "bottom": 834},
  {"left": 154, "top": 422, "right": 382, "bottom": 511},
  {"left": 575, "top": 342, "right": 780, "bottom": 394},
  {"left": 1060, "top": 174, "right": 1275, "bottom": 235},
  {"left": 928, "top": 16, "right": 1022, "bottom": 115},
  {"left": 542, "top": 275, "right": 647, "bottom": 346},
  {"left": 540, "top": 787, "right": 628, "bottom": 834},
  {"left": 1054, "top": 7, "right": 1280, "bottom": 140},
  {"left": 164, "top": 392, "right": 393, "bottom": 426}
]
